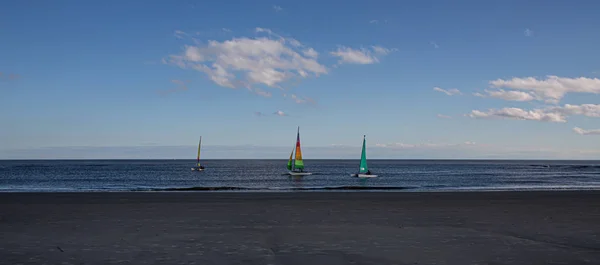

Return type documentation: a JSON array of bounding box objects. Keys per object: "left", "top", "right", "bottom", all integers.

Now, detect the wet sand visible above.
[{"left": 1, "top": 191, "right": 599, "bottom": 264}]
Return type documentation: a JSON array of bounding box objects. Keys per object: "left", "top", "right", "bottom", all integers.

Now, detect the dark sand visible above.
[{"left": 1, "top": 191, "right": 599, "bottom": 265}]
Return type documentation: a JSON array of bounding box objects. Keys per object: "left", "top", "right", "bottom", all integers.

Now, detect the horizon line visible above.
[{"left": 2, "top": 158, "right": 599, "bottom": 161}]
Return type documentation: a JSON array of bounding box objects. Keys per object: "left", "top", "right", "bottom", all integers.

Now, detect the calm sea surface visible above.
[{"left": 1, "top": 160, "right": 600, "bottom": 192}]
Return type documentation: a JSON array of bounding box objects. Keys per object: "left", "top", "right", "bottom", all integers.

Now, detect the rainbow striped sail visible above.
[{"left": 287, "top": 126, "right": 305, "bottom": 172}]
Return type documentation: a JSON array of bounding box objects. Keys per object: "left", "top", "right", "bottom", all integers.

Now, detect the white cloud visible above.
[
  {"left": 475, "top": 89, "right": 535, "bottom": 102},
  {"left": 222, "top": 28, "right": 232, "bottom": 33},
  {"left": 255, "top": 27, "right": 273, "bottom": 34},
  {"left": 489, "top": 75, "right": 600, "bottom": 103},
  {"left": 573, "top": 127, "right": 600, "bottom": 135},
  {"left": 273, "top": 5, "right": 282, "bottom": 12},
  {"left": 468, "top": 108, "right": 566, "bottom": 122},
  {"left": 274, "top": 110, "right": 287, "bottom": 116},
  {"left": 524, "top": 28, "right": 533, "bottom": 37},
  {"left": 369, "top": 20, "right": 379, "bottom": 24},
  {"left": 302, "top": 48, "right": 318, "bottom": 58},
  {"left": 164, "top": 29, "right": 328, "bottom": 92},
  {"left": 433, "top": 87, "right": 462, "bottom": 96},
  {"left": 371, "top": 46, "right": 393, "bottom": 55},
  {"left": 468, "top": 104, "right": 600, "bottom": 123},
  {"left": 437, "top": 114, "right": 452, "bottom": 119},
  {"left": 330, "top": 46, "right": 393, "bottom": 65},
  {"left": 554, "top": 104, "right": 600, "bottom": 118},
  {"left": 430, "top": 41, "right": 439, "bottom": 49}
]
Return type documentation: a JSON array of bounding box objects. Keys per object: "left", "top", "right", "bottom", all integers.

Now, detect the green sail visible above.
[
  {"left": 287, "top": 148, "right": 294, "bottom": 170},
  {"left": 294, "top": 158, "right": 304, "bottom": 170},
  {"left": 359, "top": 135, "right": 368, "bottom": 173}
]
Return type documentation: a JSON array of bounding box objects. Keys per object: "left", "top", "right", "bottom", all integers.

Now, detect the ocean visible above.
[{"left": 1, "top": 159, "right": 600, "bottom": 192}]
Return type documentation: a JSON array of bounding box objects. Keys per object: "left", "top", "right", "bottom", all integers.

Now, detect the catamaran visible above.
[
  {"left": 191, "top": 136, "right": 205, "bottom": 171},
  {"left": 287, "top": 126, "right": 312, "bottom": 176},
  {"left": 351, "top": 135, "right": 377, "bottom": 178}
]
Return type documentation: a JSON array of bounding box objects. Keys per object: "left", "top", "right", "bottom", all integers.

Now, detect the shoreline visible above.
[
  {"left": 2, "top": 189, "right": 600, "bottom": 196},
  {"left": 3, "top": 185, "right": 600, "bottom": 193}
]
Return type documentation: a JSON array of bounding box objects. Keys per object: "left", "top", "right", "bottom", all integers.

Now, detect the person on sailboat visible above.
[{"left": 365, "top": 170, "right": 371, "bottom": 175}]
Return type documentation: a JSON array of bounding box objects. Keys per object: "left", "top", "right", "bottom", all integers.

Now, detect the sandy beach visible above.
[{"left": 1, "top": 191, "right": 599, "bottom": 264}]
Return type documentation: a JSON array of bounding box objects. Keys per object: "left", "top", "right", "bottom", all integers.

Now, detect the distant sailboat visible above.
[
  {"left": 191, "top": 136, "right": 205, "bottom": 171},
  {"left": 287, "top": 127, "right": 312, "bottom": 176},
  {"left": 351, "top": 135, "right": 377, "bottom": 178}
]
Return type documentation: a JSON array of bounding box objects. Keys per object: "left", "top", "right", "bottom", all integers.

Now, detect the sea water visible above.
[{"left": 1, "top": 159, "right": 600, "bottom": 192}]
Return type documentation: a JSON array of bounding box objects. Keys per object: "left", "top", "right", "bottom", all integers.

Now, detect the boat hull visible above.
[
  {"left": 351, "top": 173, "right": 378, "bottom": 178},
  {"left": 191, "top": 167, "right": 205, "bottom": 171},
  {"left": 287, "top": 171, "right": 312, "bottom": 176}
]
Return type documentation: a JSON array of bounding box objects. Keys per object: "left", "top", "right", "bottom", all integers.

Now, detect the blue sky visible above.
[{"left": 2, "top": 0, "right": 600, "bottom": 159}]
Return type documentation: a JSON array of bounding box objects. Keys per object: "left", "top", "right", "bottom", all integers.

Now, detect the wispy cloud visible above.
[
  {"left": 222, "top": 28, "right": 232, "bottom": 33},
  {"left": 468, "top": 104, "right": 600, "bottom": 123},
  {"left": 437, "top": 114, "right": 452, "bottom": 119},
  {"left": 433, "top": 87, "right": 462, "bottom": 96},
  {"left": 330, "top": 45, "right": 395, "bottom": 65},
  {"left": 273, "top": 5, "right": 283, "bottom": 12},
  {"left": 289, "top": 94, "right": 315, "bottom": 104},
  {"left": 174, "top": 30, "right": 188, "bottom": 39},
  {"left": 274, "top": 110, "right": 287, "bottom": 116},
  {"left": 254, "top": 111, "right": 265, "bottom": 117},
  {"left": 573, "top": 127, "right": 600, "bottom": 135},
  {"left": 369, "top": 20, "right": 379, "bottom": 24},
  {"left": 430, "top": 41, "right": 439, "bottom": 49},
  {"left": 524, "top": 28, "right": 533, "bottom": 37}
]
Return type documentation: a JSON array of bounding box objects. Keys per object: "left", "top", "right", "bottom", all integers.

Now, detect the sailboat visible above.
[
  {"left": 287, "top": 126, "right": 312, "bottom": 176},
  {"left": 191, "top": 136, "right": 205, "bottom": 171},
  {"left": 351, "top": 135, "right": 377, "bottom": 178}
]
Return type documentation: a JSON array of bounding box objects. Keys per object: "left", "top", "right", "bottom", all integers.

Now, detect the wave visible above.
[{"left": 153, "top": 186, "right": 414, "bottom": 192}]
